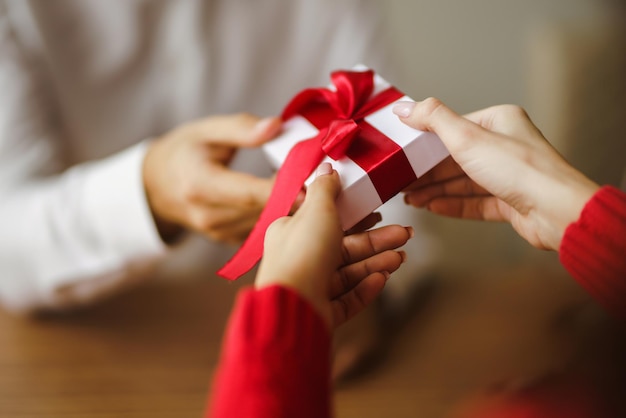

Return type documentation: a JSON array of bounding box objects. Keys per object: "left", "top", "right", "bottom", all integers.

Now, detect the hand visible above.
[
  {"left": 393, "top": 98, "right": 600, "bottom": 251},
  {"left": 256, "top": 163, "right": 413, "bottom": 329},
  {"left": 142, "top": 113, "right": 282, "bottom": 244}
]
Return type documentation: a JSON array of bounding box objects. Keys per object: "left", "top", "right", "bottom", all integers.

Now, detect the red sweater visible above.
[
  {"left": 207, "top": 186, "right": 626, "bottom": 418},
  {"left": 208, "top": 285, "right": 332, "bottom": 418}
]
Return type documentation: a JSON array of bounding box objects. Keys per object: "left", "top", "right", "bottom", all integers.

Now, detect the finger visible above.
[
  {"left": 191, "top": 207, "right": 262, "bottom": 244},
  {"left": 191, "top": 166, "right": 274, "bottom": 208},
  {"left": 297, "top": 163, "right": 341, "bottom": 216},
  {"left": 344, "top": 212, "right": 382, "bottom": 235},
  {"left": 404, "top": 175, "right": 490, "bottom": 207},
  {"left": 402, "top": 156, "right": 465, "bottom": 191},
  {"left": 330, "top": 250, "right": 405, "bottom": 298},
  {"left": 425, "top": 196, "right": 513, "bottom": 223},
  {"left": 204, "top": 224, "right": 255, "bottom": 245},
  {"left": 393, "top": 97, "right": 488, "bottom": 154},
  {"left": 189, "top": 114, "right": 282, "bottom": 147},
  {"left": 341, "top": 225, "right": 413, "bottom": 265},
  {"left": 331, "top": 272, "right": 388, "bottom": 327},
  {"left": 189, "top": 204, "right": 256, "bottom": 231}
]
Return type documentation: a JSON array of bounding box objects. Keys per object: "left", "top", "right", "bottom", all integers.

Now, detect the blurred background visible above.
[
  {"left": 384, "top": 0, "right": 625, "bottom": 274},
  {"left": 331, "top": 1, "right": 626, "bottom": 416},
  {"left": 1, "top": 1, "right": 624, "bottom": 417}
]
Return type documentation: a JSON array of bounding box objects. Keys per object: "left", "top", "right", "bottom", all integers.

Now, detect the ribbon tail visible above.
[{"left": 217, "top": 134, "right": 326, "bottom": 280}]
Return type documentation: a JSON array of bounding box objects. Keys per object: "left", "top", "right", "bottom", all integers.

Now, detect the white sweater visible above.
[{"left": 0, "top": 0, "right": 396, "bottom": 312}]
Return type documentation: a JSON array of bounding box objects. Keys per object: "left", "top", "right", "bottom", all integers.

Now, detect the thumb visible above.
[
  {"left": 299, "top": 163, "right": 341, "bottom": 214},
  {"left": 189, "top": 114, "right": 282, "bottom": 148},
  {"left": 392, "top": 97, "right": 486, "bottom": 154}
]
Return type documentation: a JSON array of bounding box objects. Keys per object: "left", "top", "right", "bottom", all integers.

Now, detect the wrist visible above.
[
  {"left": 142, "top": 140, "right": 185, "bottom": 244},
  {"left": 539, "top": 168, "right": 600, "bottom": 251}
]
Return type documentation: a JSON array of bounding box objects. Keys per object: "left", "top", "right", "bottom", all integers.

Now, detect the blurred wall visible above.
[
  {"left": 381, "top": 0, "right": 624, "bottom": 272},
  {"left": 384, "top": 0, "right": 611, "bottom": 111}
]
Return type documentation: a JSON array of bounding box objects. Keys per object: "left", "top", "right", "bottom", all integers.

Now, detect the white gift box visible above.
[{"left": 263, "top": 68, "right": 449, "bottom": 230}]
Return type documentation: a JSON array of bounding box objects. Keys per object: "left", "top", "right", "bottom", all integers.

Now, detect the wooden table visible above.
[
  {"left": 0, "top": 277, "right": 242, "bottom": 418},
  {"left": 1, "top": 266, "right": 624, "bottom": 418}
]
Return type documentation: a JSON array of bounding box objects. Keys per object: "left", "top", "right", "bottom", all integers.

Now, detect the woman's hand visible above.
[
  {"left": 256, "top": 163, "right": 413, "bottom": 329},
  {"left": 393, "top": 98, "right": 600, "bottom": 251}
]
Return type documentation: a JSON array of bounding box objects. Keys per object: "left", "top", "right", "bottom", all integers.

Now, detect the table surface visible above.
[{"left": 1, "top": 265, "right": 624, "bottom": 418}]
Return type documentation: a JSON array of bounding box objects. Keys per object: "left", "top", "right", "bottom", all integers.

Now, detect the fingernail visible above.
[
  {"left": 382, "top": 271, "right": 391, "bottom": 280},
  {"left": 405, "top": 226, "right": 414, "bottom": 238},
  {"left": 392, "top": 101, "right": 416, "bottom": 118},
  {"left": 398, "top": 250, "right": 407, "bottom": 263},
  {"left": 316, "top": 162, "right": 333, "bottom": 177}
]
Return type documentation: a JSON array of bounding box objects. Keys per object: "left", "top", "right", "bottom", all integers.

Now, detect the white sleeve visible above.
[
  {"left": 0, "top": 143, "right": 168, "bottom": 313},
  {"left": 0, "top": 5, "right": 167, "bottom": 313}
]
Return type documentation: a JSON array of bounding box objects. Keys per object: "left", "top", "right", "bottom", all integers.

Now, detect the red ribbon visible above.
[{"left": 217, "top": 69, "right": 415, "bottom": 280}]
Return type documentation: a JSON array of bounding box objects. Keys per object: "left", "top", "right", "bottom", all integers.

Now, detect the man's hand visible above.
[{"left": 142, "top": 113, "right": 281, "bottom": 244}]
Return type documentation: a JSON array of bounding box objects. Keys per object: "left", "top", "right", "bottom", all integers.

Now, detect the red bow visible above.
[{"left": 218, "top": 70, "right": 408, "bottom": 280}]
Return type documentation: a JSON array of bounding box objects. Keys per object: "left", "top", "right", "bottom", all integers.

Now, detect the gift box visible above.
[
  {"left": 218, "top": 66, "right": 449, "bottom": 280},
  {"left": 263, "top": 66, "right": 449, "bottom": 230}
]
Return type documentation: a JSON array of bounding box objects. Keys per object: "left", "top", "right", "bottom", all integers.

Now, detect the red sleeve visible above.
[
  {"left": 206, "top": 285, "right": 332, "bottom": 418},
  {"left": 560, "top": 185, "right": 626, "bottom": 319}
]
